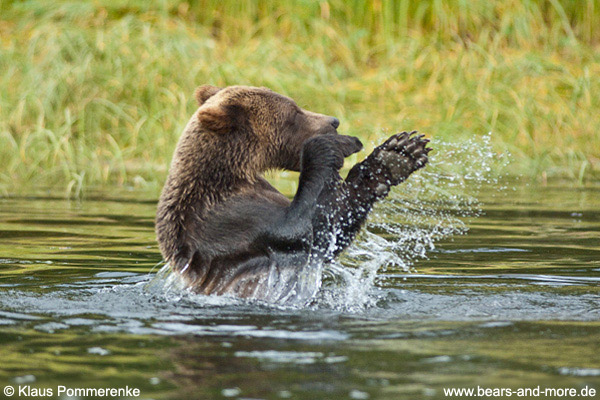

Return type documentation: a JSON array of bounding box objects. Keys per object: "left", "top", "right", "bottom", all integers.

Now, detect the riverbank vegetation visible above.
[{"left": 1, "top": 0, "right": 599, "bottom": 195}]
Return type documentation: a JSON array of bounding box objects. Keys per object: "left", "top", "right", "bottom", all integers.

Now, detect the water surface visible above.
[{"left": 0, "top": 182, "right": 599, "bottom": 399}]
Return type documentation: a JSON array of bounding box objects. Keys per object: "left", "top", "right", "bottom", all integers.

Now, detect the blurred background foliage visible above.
[{"left": 1, "top": 0, "right": 599, "bottom": 195}]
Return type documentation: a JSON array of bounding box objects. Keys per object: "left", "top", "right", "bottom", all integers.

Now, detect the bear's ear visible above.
[
  {"left": 197, "top": 105, "right": 231, "bottom": 134},
  {"left": 194, "top": 85, "right": 221, "bottom": 106}
]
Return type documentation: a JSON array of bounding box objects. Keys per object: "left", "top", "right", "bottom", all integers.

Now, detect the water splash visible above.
[
  {"left": 315, "top": 132, "right": 510, "bottom": 311},
  {"left": 146, "top": 260, "right": 325, "bottom": 309}
]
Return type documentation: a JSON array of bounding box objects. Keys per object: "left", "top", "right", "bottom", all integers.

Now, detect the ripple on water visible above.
[
  {"left": 0, "top": 136, "right": 599, "bottom": 399},
  {"left": 0, "top": 135, "right": 598, "bottom": 328}
]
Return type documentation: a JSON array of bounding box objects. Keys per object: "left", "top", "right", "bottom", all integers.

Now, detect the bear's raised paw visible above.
[{"left": 374, "top": 131, "right": 431, "bottom": 186}]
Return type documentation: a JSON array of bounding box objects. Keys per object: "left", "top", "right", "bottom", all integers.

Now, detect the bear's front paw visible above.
[
  {"left": 374, "top": 131, "right": 431, "bottom": 186},
  {"left": 335, "top": 135, "right": 363, "bottom": 158},
  {"left": 304, "top": 134, "right": 363, "bottom": 171}
]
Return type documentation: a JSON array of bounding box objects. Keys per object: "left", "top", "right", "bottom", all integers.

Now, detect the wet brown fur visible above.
[
  {"left": 156, "top": 85, "right": 430, "bottom": 299},
  {"left": 156, "top": 85, "right": 339, "bottom": 289}
]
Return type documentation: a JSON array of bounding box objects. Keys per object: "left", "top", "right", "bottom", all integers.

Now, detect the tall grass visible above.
[{"left": 1, "top": 0, "right": 599, "bottom": 195}]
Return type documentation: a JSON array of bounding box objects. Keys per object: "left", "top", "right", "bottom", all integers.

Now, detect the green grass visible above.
[{"left": 1, "top": 0, "right": 599, "bottom": 195}]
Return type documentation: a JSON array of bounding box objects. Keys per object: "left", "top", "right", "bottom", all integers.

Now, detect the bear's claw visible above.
[{"left": 374, "top": 131, "right": 431, "bottom": 186}]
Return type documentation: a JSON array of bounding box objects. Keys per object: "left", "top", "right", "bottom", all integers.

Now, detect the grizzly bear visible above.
[{"left": 156, "top": 85, "right": 430, "bottom": 302}]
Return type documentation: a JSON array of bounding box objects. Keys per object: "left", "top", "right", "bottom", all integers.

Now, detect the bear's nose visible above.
[{"left": 330, "top": 117, "right": 340, "bottom": 129}]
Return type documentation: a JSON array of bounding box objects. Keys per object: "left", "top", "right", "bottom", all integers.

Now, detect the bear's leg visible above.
[{"left": 312, "top": 132, "right": 430, "bottom": 259}]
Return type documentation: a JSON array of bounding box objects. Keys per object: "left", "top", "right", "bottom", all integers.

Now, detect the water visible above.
[{"left": 1, "top": 166, "right": 599, "bottom": 397}]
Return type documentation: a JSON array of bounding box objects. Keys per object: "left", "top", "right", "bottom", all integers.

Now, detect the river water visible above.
[{"left": 0, "top": 146, "right": 599, "bottom": 400}]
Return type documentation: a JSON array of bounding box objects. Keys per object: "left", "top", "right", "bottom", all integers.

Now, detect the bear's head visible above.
[{"left": 194, "top": 85, "right": 340, "bottom": 171}]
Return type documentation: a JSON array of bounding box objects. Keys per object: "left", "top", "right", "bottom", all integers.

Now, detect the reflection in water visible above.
[{"left": 0, "top": 139, "right": 599, "bottom": 398}]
